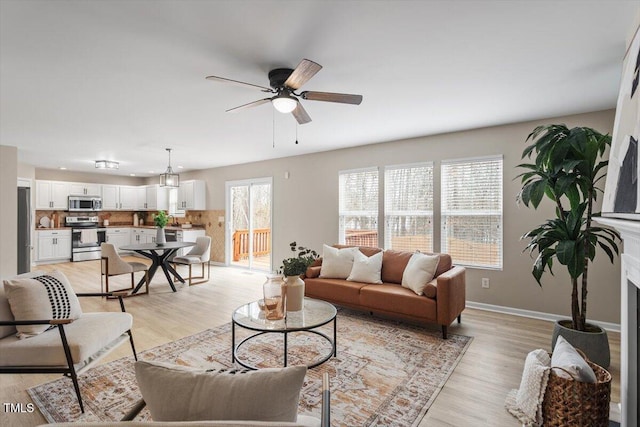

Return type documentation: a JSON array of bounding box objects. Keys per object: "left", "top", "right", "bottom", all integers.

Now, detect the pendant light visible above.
[{"left": 159, "top": 148, "right": 180, "bottom": 188}]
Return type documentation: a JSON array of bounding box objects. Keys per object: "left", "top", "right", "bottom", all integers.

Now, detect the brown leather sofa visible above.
[{"left": 304, "top": 246, "right": 466, "bottom": 339}]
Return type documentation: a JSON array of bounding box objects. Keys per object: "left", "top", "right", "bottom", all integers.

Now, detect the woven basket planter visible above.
[{"left": 542, "top": 355, "right": 611, "bottom": 427}]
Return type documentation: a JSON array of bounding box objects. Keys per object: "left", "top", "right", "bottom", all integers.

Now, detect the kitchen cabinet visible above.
[
  {"left": 35, "top": 180, "right": 70, "bottom": 209},
  {"left": 106, "top": 228, "right": 131, "bottom": 252},
  {"left": 102, "top": 185, "right": 138, "bottom": 210},
  {"left": 177, "top": 180, "right": 206, "bottom": 210},
  {"left": 136, "top": 185, "right": 168, "bottom": 211},
  {"left": 36, "top": 229, "right": 71, "bottom": 262},
  {"left": 131, "top": 228, "right": 157, "bottom": 244},
  {"left": 69, "top": 182, "right": 101, "bottom": 196}
]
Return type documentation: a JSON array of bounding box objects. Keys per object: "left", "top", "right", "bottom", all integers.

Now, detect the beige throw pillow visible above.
[
  {"left": 551, "top": 335, "right": 597, "bottom": 383},
  {"left": 3, "top": 270, "right": 82, "bottom": 339},
  {"left": 319, "top": 245, "right": 359, "bottom": 279},
  {"left": 135, "top": 361, "right": 307, "bottom": 422},
  {"left": 347, "top": 250, "right": 383, "bottom": 284},
  {"left": 401, "top": 252, "right": 440, "bottom": 295}
]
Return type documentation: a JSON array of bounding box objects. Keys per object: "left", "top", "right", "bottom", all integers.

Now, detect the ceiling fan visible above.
[{"left": 205, "top": 59, "right": 362, "bottom": 125}]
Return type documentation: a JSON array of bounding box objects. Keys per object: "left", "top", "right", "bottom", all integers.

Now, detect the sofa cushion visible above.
[
  {"left": 380, "top": 250, "right": 413, "bottom": 284},
  {"left": 401, "top": 253, "right": 440, "bottom": 295},
  {"left": 319, "top": 245, "right": 359, "bottom": 279},
  {"left": 305, "top": 278, "right": 368, "bottom": 306},
  {"left": 0, "top": 312, "right": 133, "bottom": 367},
  {"left": 305, "top": 266, "right": 321, "bottom": 279},
  {"left": 0, "top": 270, "right": 47, "bottom": 339},
  {"left": 3, "top": 271, "right": 83, "bottom": 338},
  {"left": 359, "top": 284, "right": 437, "bottom": 320},
  {"left": 347, "top": 250, "right": 382, "bottom": 284},
  {"left": 135, "top": 361, "right": 307, "bottom": 422}
]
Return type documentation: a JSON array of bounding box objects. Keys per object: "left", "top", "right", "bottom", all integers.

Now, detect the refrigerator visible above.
[{"left": 17, "top": 186, "right": 31, "bottom": 274}]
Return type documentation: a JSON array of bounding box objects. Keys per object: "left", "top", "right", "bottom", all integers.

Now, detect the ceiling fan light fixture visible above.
[
  {"left": 159, "top": 148, "right": 180, "bottom": 188},
  {"left": 272, "top": 94, "right": 298, "bottom": 113},
  {"left": 95, "top": 160, "right": 119, "bottom": 169}
]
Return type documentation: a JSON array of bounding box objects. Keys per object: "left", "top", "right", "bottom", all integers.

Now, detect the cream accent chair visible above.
[
  {"left": 101, "top": 243, "right": 149, "bottom": 295},
  {"left": 0, "top": 271, "right": 138, "bottom": 413},
  {"left": 171, "top": 236, "right": 211, "bottom": 286}
]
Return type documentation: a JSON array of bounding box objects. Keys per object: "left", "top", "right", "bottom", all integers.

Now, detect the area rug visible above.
[{"left": 29, "top": 309, "right": 472, "bottom": 426}]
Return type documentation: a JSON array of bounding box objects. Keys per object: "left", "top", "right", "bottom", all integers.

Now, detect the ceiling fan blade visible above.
[
  {"left": 284, "top": 59, "right": 322, "bottom": 90},
  {"left": 292, "top": 102, "right": 312, "bottom": 125},
  {"left": 226, "top": 98, "right": 272, "bottom": 113},
  {"left": 206, "top": 75, "right": 272, "bottom": 92},
  {"left": 301, "top": 91, "right": 363, "bottom": 105}
]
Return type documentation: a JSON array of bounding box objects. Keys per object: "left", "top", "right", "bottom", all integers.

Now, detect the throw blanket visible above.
[{"left": 505, "top": 349, "right": 550, "bottom": 427}]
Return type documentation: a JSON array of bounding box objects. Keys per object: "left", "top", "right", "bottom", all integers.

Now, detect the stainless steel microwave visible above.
[{"left": 68, "top": 195, "right": 102, "bottom": 212}]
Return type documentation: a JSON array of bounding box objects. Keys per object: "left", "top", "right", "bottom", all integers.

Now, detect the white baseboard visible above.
[{"left": 466, "top": 301, "right": 620, "bottom": 332}]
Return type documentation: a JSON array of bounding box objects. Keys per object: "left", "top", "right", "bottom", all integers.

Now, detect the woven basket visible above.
[{"left": 542, "top": 353, "right": 611, "bottom": 427}]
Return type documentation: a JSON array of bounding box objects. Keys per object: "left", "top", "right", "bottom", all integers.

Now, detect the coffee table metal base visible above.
[{"left": 232, "top": 318, "right": 337, "bottom": 370}]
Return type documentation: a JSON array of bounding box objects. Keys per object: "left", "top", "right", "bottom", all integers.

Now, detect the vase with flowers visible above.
[
  {"left": 279, "top": 242, "right": 319, "bottom": 311},
  {"left": 154, "top": 210, "right": 169, "bottom": 245}
]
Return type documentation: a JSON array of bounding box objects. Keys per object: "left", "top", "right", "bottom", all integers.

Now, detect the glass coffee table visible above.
[{"left": 231, "top": 298, "right": 337, "bottom": 370}]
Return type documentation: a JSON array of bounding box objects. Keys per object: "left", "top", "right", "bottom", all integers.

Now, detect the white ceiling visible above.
[{"left": 1, "top": 0, "right": 638, "bottom": 177}]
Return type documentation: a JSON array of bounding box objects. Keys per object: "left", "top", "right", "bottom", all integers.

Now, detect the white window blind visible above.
[
  {"left": 441, "top": 156, "right": 503, "bottom": 269},
  {"left": 384, "top": 163, "right": 434, "bottom": 252},
  {"left": 339, "top": 168, "right": 379, "bottom": 247}
]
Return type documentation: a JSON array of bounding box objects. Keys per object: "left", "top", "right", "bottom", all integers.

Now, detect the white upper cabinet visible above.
[
  {"left": 119, "top": 186, "right": 138, "bottom": 210},
  {"left": 101, "top": 185, "right": 119, "bottom": 210},
  {"left": 69, "top": 182, "right": 101, "bottom": 196},
  {"left": 177, "top": 180, "right": 205, "bottom": 210},
  {"left": 101, "top": 185, "right": 137, "bottom": 210},
  {"left": 35, "top": 181, "right": 69, "bottom": 209}
]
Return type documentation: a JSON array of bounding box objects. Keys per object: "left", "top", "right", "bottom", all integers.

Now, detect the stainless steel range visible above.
[{"left": 66, "top": 216, "right": 106, "bottom": 262}]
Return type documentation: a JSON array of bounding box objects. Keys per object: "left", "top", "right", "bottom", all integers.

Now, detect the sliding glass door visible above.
[{"left": 226, "top": 178, "right": 272, "bottom": 271}]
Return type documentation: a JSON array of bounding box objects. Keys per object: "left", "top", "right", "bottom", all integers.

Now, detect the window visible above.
[
  {"left": 384, "top": 163, "right": 434, "bottom": 252},
  {"left": 339, "top": 168, "right": 379, "bottom": 247},
  {"left": 168, "top": 188, "right": 184, "bottom": 218},
  {"left": 441, "top": 156, "right": 503, "bottom": 269}
]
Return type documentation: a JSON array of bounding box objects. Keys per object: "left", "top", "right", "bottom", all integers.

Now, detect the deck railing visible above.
[
  {"left": 345, "top": 229, "right": 378, "bottom": 247},
  {"left": 232, "top": 228, "right": 271, "bottom": 261}
]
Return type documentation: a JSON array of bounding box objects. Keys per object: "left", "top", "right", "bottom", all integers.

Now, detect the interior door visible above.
[{"left": 226, "top": 178, "right": 272, "bottom": 271}]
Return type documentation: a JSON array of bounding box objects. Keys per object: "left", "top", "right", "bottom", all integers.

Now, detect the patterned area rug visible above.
[{"left": 29, "top": 309, "right": 471, "bottom": 426}]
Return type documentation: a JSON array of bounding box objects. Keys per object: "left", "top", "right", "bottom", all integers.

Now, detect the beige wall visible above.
[
  {"left": 181, "top": 109, "right": 620, "bottom": 324},
  {"left": 0, "top": 146, "right": 18, "bottom": 278},
  {"left": 35, "top": 168, "right": 145, "bottom": 186}
]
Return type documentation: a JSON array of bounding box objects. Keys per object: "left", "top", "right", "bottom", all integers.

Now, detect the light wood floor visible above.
[{"left": 1, "top": 258, "right": 620, "bottom": 427}]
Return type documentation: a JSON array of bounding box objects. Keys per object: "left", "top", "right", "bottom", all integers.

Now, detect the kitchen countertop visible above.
[{"left": 36, "top": 225, "right": 206, "bottom": 231}]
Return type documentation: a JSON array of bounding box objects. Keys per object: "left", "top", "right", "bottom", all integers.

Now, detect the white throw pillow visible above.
[
  {"left": 3, "top": 270, "right": 82, "bottom": 339},
  {"left": 135, "top": 361, "right": 307, "bottom": 422},
  {"left": 551, "top": 335, "right": 597, "bottom": 383},
  {"left": 319, "top": 245, "right": 359, "bottom": 279},
  {"left": 347, "top": 250, "right": 383, "bottom": 284},
  {"left": 401, "top": 252, "right": 440, "bottom": 295},
  {"left": 0, "top": 270, "right": 46, "bottom": 339}
]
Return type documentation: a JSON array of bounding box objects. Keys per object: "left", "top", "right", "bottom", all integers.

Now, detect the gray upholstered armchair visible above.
[{"left": 171, "top": 236, "right": 211, "bottom": 286}]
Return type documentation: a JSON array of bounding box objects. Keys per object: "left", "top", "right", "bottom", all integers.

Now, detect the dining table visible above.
[{"left": 119, "top": 241, "right": 196, "bottom": 294}]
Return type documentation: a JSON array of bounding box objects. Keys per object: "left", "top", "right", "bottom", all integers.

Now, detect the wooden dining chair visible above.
[{"left": 101, "top": 243, "right": 149, "bottom": 295}]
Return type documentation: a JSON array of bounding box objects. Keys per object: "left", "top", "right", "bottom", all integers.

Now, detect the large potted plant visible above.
[
  {"left": 517, "top": 124, "right": 620, "bottom": 367},
  {"left": 279, "top": 242, "right": 319, "bottom": 312}
]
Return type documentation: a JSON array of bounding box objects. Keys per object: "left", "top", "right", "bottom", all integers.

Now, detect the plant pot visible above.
[
  {"left": 552, "top": 320, "right": 610, "bottom": 368},
  {"left": 284, "top": 276, "right": 305, "bottom": 312},
  {"left": 156, "top": 227, "right": 166, "bottom": 245}
]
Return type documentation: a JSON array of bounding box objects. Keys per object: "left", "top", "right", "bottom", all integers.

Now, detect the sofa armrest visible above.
[
  {"left": 435, "top": 266, "right": 466, "bottom": 326},
  {"left": 0, "top": 318, "right": 73, "bottom": 326},
  {"left": 76, "top": 291, "right": 129, "bottom": 313}
]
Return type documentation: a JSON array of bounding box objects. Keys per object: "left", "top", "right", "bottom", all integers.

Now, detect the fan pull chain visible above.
[
  {"left": 272, "top": 107, "right": 276, "bottom": 148},
  {"left": 295, "top": 122, "right": 299, "bottom": 145}
]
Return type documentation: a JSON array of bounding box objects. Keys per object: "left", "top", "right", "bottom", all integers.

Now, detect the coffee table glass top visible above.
[{"left": 233, "top": 298, "right": 337, "bottom": 332}]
